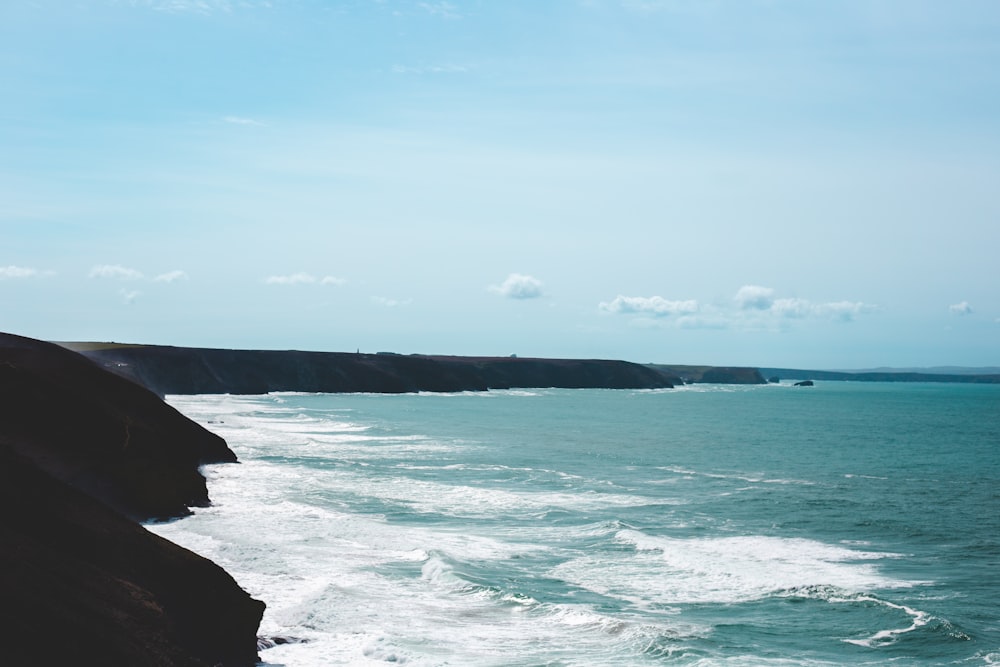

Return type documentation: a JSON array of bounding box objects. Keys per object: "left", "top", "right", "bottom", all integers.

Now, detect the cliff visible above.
[
  {"left": 647, "top": 364, "right": 767, "bottom": 385},
  {"left": 2, "top": 334, "right": 235, "bottom": 520},
  {"left": 0, "top": 333, "right": 264, "bottom": 666},
  {"left": 64, "top": 344, "right": 679, "bottom": 396}
]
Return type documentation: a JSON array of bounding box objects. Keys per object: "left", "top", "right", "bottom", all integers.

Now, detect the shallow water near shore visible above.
[{"left": 152, "top": 382, "right": 1000, "bottom": 666}]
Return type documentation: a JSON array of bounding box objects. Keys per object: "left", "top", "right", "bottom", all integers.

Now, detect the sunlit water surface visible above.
[{"left": 151, "top": 383, "right": 1000, "bottom": 666}]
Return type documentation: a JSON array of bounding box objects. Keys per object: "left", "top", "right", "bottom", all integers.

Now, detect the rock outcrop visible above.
[{"left": 0, "top": 332, "right": 264, "bottom": 666}]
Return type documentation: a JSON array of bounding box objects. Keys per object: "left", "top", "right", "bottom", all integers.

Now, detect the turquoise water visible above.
[{"left": 154, "top": 383, "right": 1000, "bottom": 666}]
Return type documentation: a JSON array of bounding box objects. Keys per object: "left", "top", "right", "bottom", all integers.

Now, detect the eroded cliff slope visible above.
[{"left": 0, "top": 332, "right": 264, "bottom": 666}]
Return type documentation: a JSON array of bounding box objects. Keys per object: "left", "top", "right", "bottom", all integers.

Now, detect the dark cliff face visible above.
[
  {"left": 0, "top": 333, "right": 264, "bottom": 666},
  {"left": 0, "top": 446, "right": 265, "bottom": 667},
  {"left": 697, "top": 367, "right": 768, "bottom": 385},
  {"left": 647, "top": 364, "right": 767, "bottom": 385},
  {"left": 74, "top": 345, "right": 676, "bottom": 395},
  {"left": 1, "top": 333, "right": 234, "bottom": 520}
]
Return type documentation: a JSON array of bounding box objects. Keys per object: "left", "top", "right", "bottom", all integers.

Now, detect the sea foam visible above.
[{"left": 154, "top": 387, "right": 997, "bottom": 666}]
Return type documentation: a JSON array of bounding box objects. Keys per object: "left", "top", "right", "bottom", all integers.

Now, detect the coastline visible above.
[
  {"left": 63, "top": 343, "right": 684, "bottom": 396},
  {"left": 6, "top": 330, "right": 995, "bottom": 664}
]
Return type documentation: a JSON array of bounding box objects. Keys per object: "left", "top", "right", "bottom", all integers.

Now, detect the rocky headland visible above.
[
  {"left": 63, "top": 343, "right": 683, "bottom": 396},
  {"left": 0, "top": 332, "right": 264, "bottom": 666}
]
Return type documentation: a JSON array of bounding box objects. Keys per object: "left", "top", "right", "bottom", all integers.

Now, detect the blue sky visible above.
[{"left": 2, "top": 0, "right": 998, "bottom": 368}]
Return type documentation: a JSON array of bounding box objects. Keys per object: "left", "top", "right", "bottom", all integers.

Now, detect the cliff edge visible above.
[{"left": 0, "top": 332, "right": 264, "bottom": 666}]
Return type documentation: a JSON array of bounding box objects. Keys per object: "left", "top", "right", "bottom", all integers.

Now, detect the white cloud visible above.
[
  {"left": 119, "top": 289, "right": 141, "bottom": 305},
  {"left": 949, "top": 301, "right": 973, "bottom": 315},
  {"left": 734, "top": 285, "right": 775, "bottom": 310},
  {"left": 490, "top": 273, "right": 544, "bottom": 300},
  {"left": 265, "top": 273, "right": 313, "bottom": 285},
  {"left": 89, "top": 264, "right": 143, "bottom": 280},
  {"left": 733, "top": 285, "right": 875, "bottom": 321},
  {"left": 0, "top": 265, "right": 53, "bottom": 279},
  {"left": 599, "top": 295, "right": 699, "bottom": 317},
  {"left": 265, "top": 272, "right": 346, "bottom": 286},
  {"left": 372, "top": 296, "right": 412, "bottom": 307},
  {"left": 154, "top": 270, "right": 189, "bottom": 283}
]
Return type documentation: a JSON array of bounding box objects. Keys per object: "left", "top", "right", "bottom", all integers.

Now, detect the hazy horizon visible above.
[{"left": 3, "top": 1, "right": 998, "bottom": 369}]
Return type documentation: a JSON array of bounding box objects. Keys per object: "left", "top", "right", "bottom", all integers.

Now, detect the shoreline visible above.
[{"left": 5, "top": 329, "right": 996, "bottom": 664}]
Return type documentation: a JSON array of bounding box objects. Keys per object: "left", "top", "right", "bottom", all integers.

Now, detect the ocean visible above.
[{"left": 150, "top": 382, "right": 1000, "bottom": 666}]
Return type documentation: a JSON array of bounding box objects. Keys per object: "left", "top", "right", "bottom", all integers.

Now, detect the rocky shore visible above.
[
  {"left": 0, "top": 333, "right": 264, "bottom": 666},
  {"left": 0, "top": 334, "right": 773, "bottom": 665},
  {"left": 1, "top": 335, "right": 687, "bottom": 666}
]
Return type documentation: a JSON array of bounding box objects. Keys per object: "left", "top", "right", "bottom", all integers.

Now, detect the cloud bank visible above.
[
  {"left": 735, "top": 285, "right": 876, "bottom": 322},
  {"left": 599, "top": 295, "right": 699, "bottom": 317},
  {"left": 600, "top": 285, "right": 878, "bottom": 329},
  {"left": 490, "top": 273, "right": 544, "bottom": 299}
]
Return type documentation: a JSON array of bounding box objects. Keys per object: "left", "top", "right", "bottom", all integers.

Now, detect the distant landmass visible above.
[
  {"left": 836, "top": 366, "right": 1000, "bottom": 375},
  {"left": 761, "top": 368, "right": 1000, "bottom": 384},
  {"left": 647, "top": 365, "right": 766, "bottom": 385},
  {"left": 59, "top": 343, "right": 785, "bottom": 394},
  {"left": 60, "top": 343, "right": 683, "bottom": 395},
  {"left": 64, "top": 342, "right": 1000, "bottom": 389}
]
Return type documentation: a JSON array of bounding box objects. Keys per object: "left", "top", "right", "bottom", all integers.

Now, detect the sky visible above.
[{"left": 2, "top": 0, "right": 999, "bottom": 368}]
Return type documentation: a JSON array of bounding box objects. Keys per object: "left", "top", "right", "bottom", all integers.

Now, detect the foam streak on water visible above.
[{"left": 151, "top": 385, "right": 1000, "bottom": 665}]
